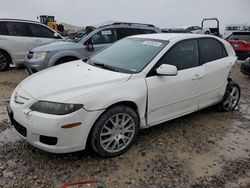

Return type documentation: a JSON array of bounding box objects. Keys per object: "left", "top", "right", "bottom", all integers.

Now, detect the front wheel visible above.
[
  {"left": 91, "top": 105, "right": 139, "bottom": 157},
  {"left": 218, "top": 80, "right": 241, "bottom": 112}
]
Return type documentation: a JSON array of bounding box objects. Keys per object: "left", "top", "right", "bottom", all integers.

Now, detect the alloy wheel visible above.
[
  {"left": 222, "top": 86, "right": 240, "bottom": 111},
  {"left": 100, "top": 113, "right": 136, "bottom": 153}
]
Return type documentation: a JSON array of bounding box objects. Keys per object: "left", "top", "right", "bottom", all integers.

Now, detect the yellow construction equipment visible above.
[{"left": 39, "top": 15, "right": 64, "bottom": 33}]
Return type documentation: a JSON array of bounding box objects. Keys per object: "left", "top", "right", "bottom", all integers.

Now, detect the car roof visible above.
[
  {"left": 129, "top": 33, "right": 216, "bottom": 41},
  {"left": 0, "top": 18, "right": 42, "bottom": 25}
]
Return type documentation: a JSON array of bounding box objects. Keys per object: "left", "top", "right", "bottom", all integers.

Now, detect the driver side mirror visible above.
[
  {"left": 54, "top": 33, "right": 61, "bottom": 39},
  {"left": 85, "top": 39, "right": 94, "bottom": 52},
  {"left": 156, "top": 64, "right": 178, "bottom": 76}
]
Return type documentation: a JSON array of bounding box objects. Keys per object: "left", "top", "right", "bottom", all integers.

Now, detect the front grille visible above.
[
  {"left": 13, "top": 120, "right": 27, "bottom": 137},
  {"left": 40, "top": 135, "right": 58, "bottom": 146}
]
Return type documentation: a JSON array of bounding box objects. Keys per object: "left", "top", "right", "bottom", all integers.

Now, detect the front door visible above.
[
  {"left": 146, "top": 39, "right": 202, "bottom": 126},
  {"left": 84, "top": 29, "right": 117, "bottom": 58}
]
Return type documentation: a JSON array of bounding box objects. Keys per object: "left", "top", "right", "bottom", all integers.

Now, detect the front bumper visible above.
[
  {"left": 8, "top": 99, "right": 103, "bottom": 153},
  {"left": 24, "top": 56, "right": 48, "bottom": 75}
]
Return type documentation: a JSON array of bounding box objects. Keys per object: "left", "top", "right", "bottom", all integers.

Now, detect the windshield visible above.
[
  {"left": 89, "top": 38, "right": 168, "bottom": 73},
  {"left": 66, "top": 27, "right": 95, "bottom": 42}
]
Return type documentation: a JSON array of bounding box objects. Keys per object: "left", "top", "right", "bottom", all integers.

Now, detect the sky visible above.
[{"left": 0, "top": 0, "right": 249, "bottom": 32}]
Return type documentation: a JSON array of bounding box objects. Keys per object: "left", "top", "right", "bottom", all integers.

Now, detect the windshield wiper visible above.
[
  {"left": 92, "top": 62, "right": 121, "bottom": 72},
  {"left": 82, "top": 57, "right": 90, "bottom": 63}
]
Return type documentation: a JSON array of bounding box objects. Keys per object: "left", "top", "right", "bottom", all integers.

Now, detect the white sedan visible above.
[{"left": 7, "top": 34, "right": 240, "bottom": 157}]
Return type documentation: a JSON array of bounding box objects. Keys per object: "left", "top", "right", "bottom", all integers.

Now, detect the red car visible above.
[{"left": 227, "top": 32, "right": 250, "bottom": 60}]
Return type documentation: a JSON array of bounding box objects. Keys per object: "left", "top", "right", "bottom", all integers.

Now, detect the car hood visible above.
[
  {"left": 32, "top": 41, "right": 79, "bottom": 52},
  {"left": 20, "top": 60, "right": 131, "bottom": 102}
]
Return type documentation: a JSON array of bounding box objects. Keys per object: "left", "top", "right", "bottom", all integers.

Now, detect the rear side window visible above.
[
  {"left": 117, "top": 28, "right": 156, "bottom": 40},
  {"left": 0, "top": 22, "right": 9, "bottom": 35},
  {"left": 5, "top": 22, "right": 30, "bottom": 37},
  {"left": 198, "top": 38, "right": 227, "bottom": 65},
  {"left": 28, "top": 23, "right": 55, "bottom": 38},
  {"left": 160, "top": 39, "right": 199, "bottom": 70},
  {"left": 117, "top": 28, "right": 139, "bottom": 39},
  {"left": 137, "top": 29, "right": 157, "bottom": 34},
  {"left": 91, "top": 29, "right": 117, "bottom": 44}
]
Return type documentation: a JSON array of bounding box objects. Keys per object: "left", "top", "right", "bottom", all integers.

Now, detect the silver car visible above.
[
  {"left": 0, "top": 19, "right": 62, "bottom": 71},
  {"left": 25, "top": 22, "right": 161, "bottom": 74}
]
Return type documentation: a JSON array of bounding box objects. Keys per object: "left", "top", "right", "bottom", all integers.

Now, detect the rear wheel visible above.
[
  {"left": 91, "top": 105, "right": 139, "bottom": 157},
  {"left": 0, "top": 51, "right": 10, "bottom": 71},
  {"left": 218, "top": 80, "right": 241, "bottom": 112}
]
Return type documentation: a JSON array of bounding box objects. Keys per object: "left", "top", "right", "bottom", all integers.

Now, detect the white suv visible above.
[{"left": 0, "top": 19, "right": 62, "bottom": 71}]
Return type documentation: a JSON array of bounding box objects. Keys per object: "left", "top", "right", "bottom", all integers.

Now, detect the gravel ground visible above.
[{"left": 0, "top": 65, "right": 249, "bottom": 188}]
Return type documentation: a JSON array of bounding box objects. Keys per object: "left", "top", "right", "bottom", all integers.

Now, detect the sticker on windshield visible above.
[
  {"left": 142, "top": 41, "right": 162, "bottom": 47},
  {"left": 101, "top": 30, "right": 112, "bottom": 35}
]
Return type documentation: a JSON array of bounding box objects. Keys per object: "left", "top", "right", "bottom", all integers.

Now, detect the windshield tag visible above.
[
  {"left": 101, "top": 30, "right": 112, "bottom": 35},
  {"left": 143, "top": 41, "right": 162, "bottom": 47}
]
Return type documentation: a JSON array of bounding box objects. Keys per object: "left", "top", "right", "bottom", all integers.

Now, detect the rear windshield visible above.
[{"left": 227, "top": 32, "right": 250, "bottom": 41}]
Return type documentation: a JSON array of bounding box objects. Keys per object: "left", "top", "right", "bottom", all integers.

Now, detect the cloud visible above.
[{"left": 0, "top": 0, "right": 249, "bottom": 32}]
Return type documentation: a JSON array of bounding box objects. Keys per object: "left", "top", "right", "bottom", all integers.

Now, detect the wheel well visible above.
[
  {"left": 85, "top": 101, "right": 139, "bottom": 150},
  {"left": 55, "top": 56, "right": 79, "bottom": 65},
  {"left": 0, "top": 49, "right": 12, "bottom": 64},
  {"left": 106, "top": 101, "right": 138, "bottom": 112}
]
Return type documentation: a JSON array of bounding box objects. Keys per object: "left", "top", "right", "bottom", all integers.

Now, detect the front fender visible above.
[
  {"left": 67, "top": 77, "right": 148, "bottom": 127},
  {"left": 48, "top": 50, "right": 82, "bottom": 67}
]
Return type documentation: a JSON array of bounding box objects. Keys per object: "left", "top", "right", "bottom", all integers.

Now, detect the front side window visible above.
[
  {"left": 159, "top": 39, "right": 199, "bottom": 70},
  {"left": 91, "top": 29, "right": 116, "bottom": 44},
  {"left": 198, "top": 38, "right": 227, "bottom": 65},
  {"left": 28, "top": 24, "right": 55, "bottom": 38},
  {"left": 89, "top": 38, "right": 168, "bottom": 73},
  {"left": 5, "top": 22, "right": 29, "bottom": 36}
]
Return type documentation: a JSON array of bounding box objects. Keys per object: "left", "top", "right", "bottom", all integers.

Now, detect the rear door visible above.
[
  {"left": 27, "top": 23, "right": 61, "bottom": 47},
  {"left": 197, "top": 38, "right": 233, "bottom": 109},
  {"left": 146, "top": 39, "right": 202, "bottom": 125},
  {"left": 85, "top": 28, "right": 117, "bottom": 57},
  {"left": 0, "top": 21, "right": 34, "bottom": 65}
]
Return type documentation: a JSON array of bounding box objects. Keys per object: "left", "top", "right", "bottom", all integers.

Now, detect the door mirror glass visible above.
[
  {"left": 156, "top": 64, "right": 178, "bottom": 76},
  {"left": 85, "top": 39, "right": 94, "bottom": 52}
]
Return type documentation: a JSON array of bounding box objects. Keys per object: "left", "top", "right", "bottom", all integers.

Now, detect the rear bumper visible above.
[
  {"left": 240, "top": 61, "right": 250, "bottom": 76},
  {"left": 236, "top": 51, "right": 250, "bottom": 60}
]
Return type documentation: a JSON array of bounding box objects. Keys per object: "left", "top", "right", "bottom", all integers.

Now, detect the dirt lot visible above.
[{"left": 0, "top": 65, "right": 250, "bottom": 188}]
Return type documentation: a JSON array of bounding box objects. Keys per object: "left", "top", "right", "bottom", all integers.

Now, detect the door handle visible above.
[{"left": 192, "top": 74, "right": 203, "bottom": 80}]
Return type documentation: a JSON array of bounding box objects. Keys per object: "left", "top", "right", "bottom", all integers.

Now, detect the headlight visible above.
[
  {"left": 32, "top": 52, "right": 48, "bottom": 59},
  {"left": 30, "top": 101, "right": 83, "bottom": 115}
]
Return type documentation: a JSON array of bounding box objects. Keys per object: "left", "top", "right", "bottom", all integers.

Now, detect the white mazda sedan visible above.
[{"left": 7, "top": 34, "right": 240, "bottom": 157}]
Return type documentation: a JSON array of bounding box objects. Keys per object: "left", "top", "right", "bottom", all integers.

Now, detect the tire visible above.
[
  {"left": 91, "top": 105, "right": 139, "bottom": 157},
  {"left": 217, "top": 80, "right": 241, "bottom": 112},
  {"left": 205, "top": 31, "right": 210, "bottom": 35},
  {"left": 0, "top": 51, "right": 10, "bottom": 71}
]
